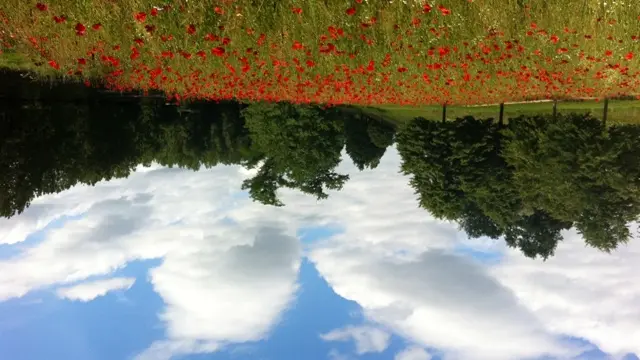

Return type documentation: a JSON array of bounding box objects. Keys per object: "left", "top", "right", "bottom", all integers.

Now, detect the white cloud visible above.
[
  {"left": 134, "top": 339, "right": 219, "bottom": 360},
  {"left": 321, "top": 326, "right": 391, "bottom": 354},
  {"left": 56, "top": 277, "right": 135, "bottom": 301},
  {"left": 2, "top": 147, "right": 640, "bottom": 360},
  {"left": 0, "top": 164, "right": 300, "bottom": 360},
  {"left": 309, "top": 245, "right": 582, "bottom": 360},
  {"left": 395, "top": 347, "right": 431, "bottom": 360},
  {"left": 492, "top": 226, "right": 640, "bottom": 358}
]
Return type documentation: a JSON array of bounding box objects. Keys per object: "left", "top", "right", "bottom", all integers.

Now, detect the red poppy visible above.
[
  {"left": 48, "top": 60, "right": 60, "bottom": 69},
  {"left": 423, "top": 4, "right": 432, "bottom": 13},
  {"left": 53, "top": 15, "right": 66, "bottom": 23},
  {"left": 75, "top": 23, "right": 86, "bottom": 36},
  {"left": 292, "top": 7, "right": 302, "bottom": 14},
  {"left": 346, "top": 7, "right": 356, "bottom": 16},
  {"left": 36, "top": 3, "right": 48, "bottom": 11},
  {"left": 77, "top": 58, "right": 87, "bottom": 65},
  {"left": 214, "top": 7, "right": 224, "bottom": 14},
  {"left": 550, "top": 35, "right": 559, "bottom": 43},
  {"left": 222, "top": 37, "right": 231, "bottom": 45},
  {"left": 306, "top": 60, "right": 315, "bottom": 67},
  {"left": 556, "top": 47, "right": 568, "bottom": 54},
  {"left": 292, "top": 41, "right": 303, "bottom": 50},
  {"left": 145, "top": 24, "right": 155, "bottom": 33},
  {"left": 186, "top": 24, "right": 196, "bottom": 35},
  {"left": 366, "top": 60, "right": 375, "bottom": 72},
  {"left": 356, "top": 0, "right": 363, "bottom": 3},
  {"left": 605, "top": 50, "right": 613, "bottom": 56},
  {"left": 397, "top": 67, "right": 408, "bottom": 73},
  {"left": 212, "top": 47, "right": 225, "bottom": 56},
  {"left": 625, "top": 51, "right": 633, "bottom": 60},
  {"left": 438, "top": 5, "right": 451, "bottom": 15},
  {"left": 134, "top": 38, "right": 144, "bottom": 46},
  {"left": 135, "top": 12, "right": 147, "bottom": 22},
  {"left": 92, "top": 23, "right": 102, "bottom": 30},
  {"left": 196, "top": 50, "right": 206, "bottom": 59},
  {"left": 151, "top": 8, "right": 158, "bottom": 16}
]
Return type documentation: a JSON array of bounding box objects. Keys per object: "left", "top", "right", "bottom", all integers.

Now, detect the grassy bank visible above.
[
  {"left": 2, "top": 1, "right": 640, "bottom": 105},
  {"left": 362, "top": 100, "right": 640, "bottom": 124}
]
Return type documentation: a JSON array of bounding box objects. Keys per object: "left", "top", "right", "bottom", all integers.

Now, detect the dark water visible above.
[{"left": 1, "top": 71, "right": 640, "bottom": 360}]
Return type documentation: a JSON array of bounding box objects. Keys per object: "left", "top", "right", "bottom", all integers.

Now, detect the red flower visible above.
[
  {"left": 151, "top": 8, "right": 158, "bottom": 16},
  {"left": 77, "top": 58, "right": 87, "bottom": 65},
  {"left": 346, "top": 7, "right": 356, "bottom": 16},
  {"left": 144, "top": 24, "right": 155, "bottom": 33},
  {"left": 212, "top": 47, "right": 225, "bottom": 56},
  {"left": 75, "top": 23, "right": 86, "bottom": 36},
  {"left": 53, "top": 15, "right": 66, "bottom": 23},
  {"left": 196, "top": 50, "right": 206, "bottom": 59},
  {"left": 36, "top": 3, "right": 48, "bottom": 11},
  {"left": 134, "top": 38, "right": 145, "bottom": 46},
  {"left": 214, "top": 7, "right": 224, "bottom": 14},
  {"left": 306, "top": 60, "right": 315, "bottom": 67},
  {"left": 292, "top": 7, "right": 302, "bottom": 14},
  {"left": 257, "top": 33, "right": 266, "bottom": 46},
  {"left": 292, "top": 41, "right": 303, "bottom": 50},
  {"left": 397, "top": 67, "right": 408, "bottom": 73},
  {"left": 186, "top": 24, "right": 196, "bottom": 35},
  {"left": 48, "top": 60, "right": 60, "bottom": 69},
  {"left": 437, "top": 5, "right": 451, "bottom": 15},
  {"left": 356, "top": 0, "right": 363, "bottom": 3},
  {"left": 605, "top": 50, "right": 613, "bottom": 56},
  {"left": 625, "top": 51, "right": 634, "bottom": 60},
  {"left": 92, "top": 23, "right": 102, "bottom": 30},
  {"left": 135, "top": 12, "right": 147, "bottom": 22},
  {"left": 530, "top": 22, "right": 537, "bottom": 29},
  {"left": 204, "top": 33, "right": 218, "bottom": 41},
  {"left": 222, "top": 37, "right": 231, "bottom": 45},
  {"left": 556, "top": 47, "right": 568, "bottom": 54},
  {"left": 366, "top": 60, "right": 375, "bottom": 72},
  {"left": 423, "top": 4, "right": 432, "bottom": 13},
  {"left": 550, "top": 34, "right": 559, "bottom": 43}
]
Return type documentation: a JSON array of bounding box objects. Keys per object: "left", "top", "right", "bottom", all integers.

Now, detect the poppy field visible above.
[{"left": 1, "top": 0, "right": 640, "bottom": 106}]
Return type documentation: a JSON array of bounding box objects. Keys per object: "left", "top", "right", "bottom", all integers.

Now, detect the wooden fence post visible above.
[{"left": 442, "top": 103, "right": 447, "bottom": 123}]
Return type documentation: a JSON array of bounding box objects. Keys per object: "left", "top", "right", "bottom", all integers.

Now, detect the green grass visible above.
[
  {"left": 363, "top": 100, "right": 640, "bottom": 124},
  {"left": 2, "top": 1, "right": 640, "bottom": 105}
]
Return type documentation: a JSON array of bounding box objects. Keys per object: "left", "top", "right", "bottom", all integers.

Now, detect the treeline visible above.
[
  {"left": 0, "top": 72, "right": 396, "bottom": 217},
  {"left": 397, "top": 114, "right": 640, "bottom": 258}
]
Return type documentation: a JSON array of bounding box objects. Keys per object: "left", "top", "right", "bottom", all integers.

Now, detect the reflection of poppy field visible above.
[{"left": 1, "top": 1, "right": 640, "bottom": 105}]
